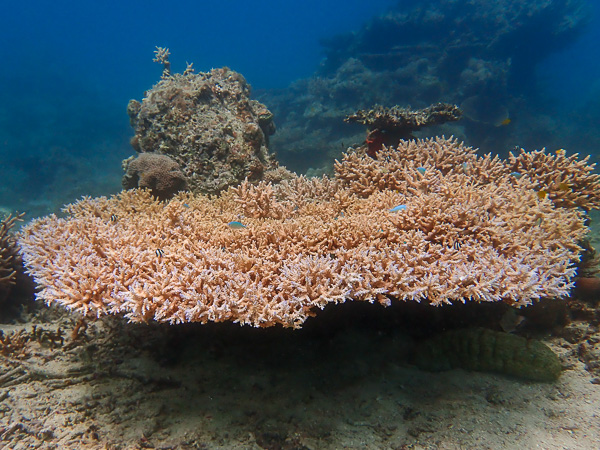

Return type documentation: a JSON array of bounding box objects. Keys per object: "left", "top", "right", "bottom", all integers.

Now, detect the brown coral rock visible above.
[
  {"left": 122, "top": 153, "right": 187, "bottom": 201},
  {"left": 127, "top": 56, "right": 281, "bottom": 195}
]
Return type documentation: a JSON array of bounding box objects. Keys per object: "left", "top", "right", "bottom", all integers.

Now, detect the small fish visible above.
[
  {"left": 557, "top": 182, "right": 570, "bottom": 192},
  {"left": 537, "top": 190, "right": 548, "bottom": 200},
  {"left": 110, "top": 214, "right": 118, "bottom": 222},
  {"left": 500, "top": 308, "right": 526, "bottom": 333},
  {"left": 452, "top": 241, "right": 461, "bottom": 250},
  {"left": 416, "top": 167, "right": 427, "bottom": 175},
  {"left": 462, "top": 162, "right": 469, "bottom": 172},
  {"left": 534, "top": 217, "right": 544, "bottom": 226},
  {"left": 156, "top": 249, "right": 165, "bottom": 257},
  {"left": 497, "top": 118, "right": 511, "bottom": 126},
  {"left": 228, "top": 221, "right": 246, "bottom": 229},
  {"left": 389, "top": 205, "right": 407, "bottom": 213},
  {"left": 556, "top": 148, "right": 566, "bottom": 157},
  {"left": 509, "top": 172, "right": 522, "bottom": 178},
  {"left": 183, "top": 203, "right": 190, "bottom": 208}
]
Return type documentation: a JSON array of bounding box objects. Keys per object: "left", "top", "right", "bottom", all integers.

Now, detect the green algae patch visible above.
[{"left": 414, "top": 327, "right": 562, "bottom": 382}]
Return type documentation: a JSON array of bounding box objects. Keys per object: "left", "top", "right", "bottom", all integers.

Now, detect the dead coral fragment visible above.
[
  {"left": 153, "top": 46, "right": 171, "bottom": 78},
  {"left": 345, "top": 103, "right": 462, "bottom": 133}
]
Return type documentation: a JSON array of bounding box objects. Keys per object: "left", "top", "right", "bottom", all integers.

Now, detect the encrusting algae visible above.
[{"left": 17, "top": 137, "right": 600, "bottom": 328}]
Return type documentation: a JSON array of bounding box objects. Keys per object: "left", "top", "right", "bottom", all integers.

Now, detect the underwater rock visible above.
[
  {"left": 122, "top": 153, "right": 188, "bottom": 201},
  {"left": 127, "top": 48, "right": 285, "bottom": 195},
  {"left": 414, "top": 327, "right": 562, "bottom": 382}
]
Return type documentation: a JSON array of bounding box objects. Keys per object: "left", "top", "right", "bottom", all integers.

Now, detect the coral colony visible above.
[{"left": 18, "top": 137, "right": 600, "bottom": 328}]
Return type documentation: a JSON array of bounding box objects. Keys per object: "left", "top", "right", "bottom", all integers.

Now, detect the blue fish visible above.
[
  {"left": 416, "top": 167, "right": 427, "bottom": 175},
  {"left": 228, "top": 221, "right": 246, "bottom": 229},
  {"left": 183, "top": 203, "right": 190, "bottom": 208},
  {"left": 389, "top": 205, "right": 407, "bottom": 212},
  {"left": 509, "top": 172, "right": 522, "bottom": 179}
]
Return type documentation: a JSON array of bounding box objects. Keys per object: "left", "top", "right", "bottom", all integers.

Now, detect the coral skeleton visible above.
[{"left": 18, "top": 138, "right": 600, "bottom": 328}]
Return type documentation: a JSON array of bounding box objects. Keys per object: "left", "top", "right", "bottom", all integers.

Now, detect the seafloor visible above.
[{"left": 1, "top": 221, "right": 600, "bottom": 449}]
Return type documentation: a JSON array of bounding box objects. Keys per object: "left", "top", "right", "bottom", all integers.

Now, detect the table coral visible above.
[
  {"left": 18, "top": 138, "right": 599, "bottom": 328},
  {"left": 344, "top": 103, "right": 462, "bottom": 156}
]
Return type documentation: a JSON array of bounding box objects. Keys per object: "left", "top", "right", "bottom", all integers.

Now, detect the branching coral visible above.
[
  {"left": 1, "top": 213, "right": 24, "bottom": 303},
  {"left": 18, "top": 138, "right": 599, "bottom": 328},
  {"left": 506, "top": 148, "right": 600, "bottom": 210}
]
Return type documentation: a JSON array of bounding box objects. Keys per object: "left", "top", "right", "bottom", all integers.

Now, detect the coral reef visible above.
[
  {"left": 260, "top": 0, "right": 591, "bottom": 172},
  {"left": 18, "top": 137, "right": 599, "bottom": 328},
  {"left": 127, "top": 48, "right": 285, "bottom": 195},
  {"left": 335, "top": 138, "right": 600, "bottom": 210},
  {"left": 122, "top": 153, "right": 188, "bottom": 201},
  {"left": 414, "top": 327, "right": 562, "bottom": 382}
]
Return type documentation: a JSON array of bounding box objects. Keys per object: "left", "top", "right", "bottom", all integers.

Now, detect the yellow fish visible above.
[
  {"left": 498, "top": 118, "right": 511, "bottom": 126},
  {"left": 556, "top": 149, "right": 566, "bottom": 157},
  {"left": 557, "top": 182, "right": 570, "bottom": 191},
  {"left": 537, "top": 190, "right": 548, "bottom": 200}
]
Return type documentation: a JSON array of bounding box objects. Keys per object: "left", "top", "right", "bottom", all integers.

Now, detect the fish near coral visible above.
[{"left": 228, "top": 221, "right": 246, "bottom": 229}]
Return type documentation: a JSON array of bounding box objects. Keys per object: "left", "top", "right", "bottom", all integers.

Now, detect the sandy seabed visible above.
[{"left": 1, "top": 299, "right": 599, "bottom": 450}]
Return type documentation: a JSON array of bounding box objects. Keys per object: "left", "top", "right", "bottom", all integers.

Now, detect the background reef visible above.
[
  {"left": 261, "top": 0, "right": 598, "bottom": 173},
  {"left": 0, "top": 0, "right": 599, "bottom": 217}
]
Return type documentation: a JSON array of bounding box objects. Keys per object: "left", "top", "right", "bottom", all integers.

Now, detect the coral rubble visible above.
[
  {"left": 127, "top": 48, "right": 285, "bottom": 195},
  {"left": 17, "top": 137, "right": 600, "bottom": 328}
]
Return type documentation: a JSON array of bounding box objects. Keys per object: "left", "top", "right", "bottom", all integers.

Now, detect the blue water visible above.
[{"left": 1, "top": 0, "right": 599, "bottom": 217}]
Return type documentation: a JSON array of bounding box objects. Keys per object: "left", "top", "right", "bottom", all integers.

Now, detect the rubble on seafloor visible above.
[{"left": 1, "top": 297, "right": 600, "bottom": 448}]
